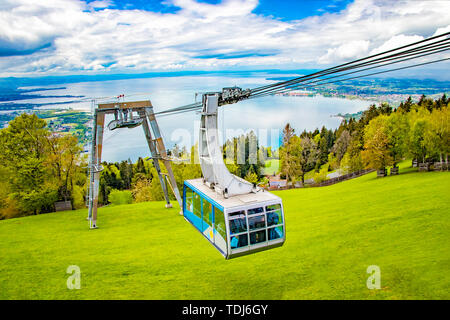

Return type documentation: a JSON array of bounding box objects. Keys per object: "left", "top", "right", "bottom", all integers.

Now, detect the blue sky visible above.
[
  {"left": 0, "top": 0, "right": 449, "bottom": 77},
  {"left": 85, "top": 0, "right": 353, "bottom": 20},
  {"left": 252, "top": 0, "right": 353, "bottom": 20}
]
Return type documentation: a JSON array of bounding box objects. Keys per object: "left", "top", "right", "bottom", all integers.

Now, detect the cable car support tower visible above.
[{"left": 87, "top": 100, "right": 182, "bottom": 229}]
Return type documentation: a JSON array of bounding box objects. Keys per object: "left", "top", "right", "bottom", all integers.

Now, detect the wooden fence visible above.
[
  {"left": 266, "top": 160, "right": 448, "bottom": 191},
  {"left": 268, "top": 168, "right": 375, "bottom": 190},
  {"left": 433, "top": 162, "right": 449, "bottom": 171},
  {"left": 309, "top": 169, "right": 375, "bottom": 187},
  {"left": 54, "top": 200, "right": 72, "bottom": 212}
]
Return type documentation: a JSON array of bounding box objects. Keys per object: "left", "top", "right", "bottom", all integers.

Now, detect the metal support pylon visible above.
[
  {"left": 87, "top": 100, "right": 183, "bottom": 229},
  {"left": 87, "top": 111, "right": 105, "bottom": 229},
  {"left": 145, "top": 107, "right": 183, "bottom": 210},
  {"left": 138, "top": 108, "right": 172, "bottom": 208}
]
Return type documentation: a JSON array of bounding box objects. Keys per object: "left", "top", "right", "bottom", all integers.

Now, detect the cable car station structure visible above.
[{"left": 87, "top": 32, "right": 450, "bottom": 258}]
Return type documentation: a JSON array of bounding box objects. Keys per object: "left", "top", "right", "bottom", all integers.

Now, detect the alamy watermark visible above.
[
  {"left": 67, "top": 265, "right": 81, "bottom": 289},
  {"left": 170, "top": 122, "right": 282, "bottom": 166},
  {"left": 366, "top": 265, "right": 381, "bottom": 290}
]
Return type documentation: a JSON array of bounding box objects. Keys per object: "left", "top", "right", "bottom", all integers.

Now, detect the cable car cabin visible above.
[{"left": 183, "top": 178, "right": 285, "bottom": 259}]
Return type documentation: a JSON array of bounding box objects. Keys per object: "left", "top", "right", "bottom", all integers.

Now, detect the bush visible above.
[
  {"left": 132, "top": 178, "right": 152, "bottom": 203},
  {"left": 313, "top": 166, "right": 329, "bottom": 183},
  {"left": 108, "top": 189, "right": 133, "bottom": 205},
  {"left": 72, "top": 185, "right": 85, "bottom": 209}
]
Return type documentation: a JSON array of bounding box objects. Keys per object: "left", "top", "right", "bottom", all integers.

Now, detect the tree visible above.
[
  {"left": 244, "top": 169, "right": 259, "bottom": 185},
  {"left": 132, "top": 177, "right": 153, "bottom": 203},
  {"left": 282, "top": 123, "right": 295, "bottom": 146},
  {"left": 0, "top": 167, "right": 20, "bottom": 219},
  {"left": 318, "top": 135, "right": 329, "bottom": 165},
  {"left": 45, "top": 134, "right": 84, "bottom": 202},
  {"left": 339, "top": 152, "right": 352, "bottom": 174},
  {"left": 386, "top": 112, "right": 409, "bottom": 168},
  {"left": 425, "top": 106, "right": 450, "bottom": 165},
  {"left": 300, "top": 137, "right": 319, "bottom": 177},
  {"left": 119, "top": 160, "right": 133, "bottom": 189},
  {"left": 343, "top": 131, "right": 364, "bottom": 173},
  {"left": 222, "top": 132, "right": 264, "bottom": 180},
  {"left": 361, "top": 115, "right": 393, "bottom": 170},
  {"left": 379, "top": 102, "right": 393, "bottom": 115},
  {"left": 0, "top": 114, "right": 59, "bottom": 215},
  {"left": 331, "top": 130, "right": 351, "bottom": 162},
  {"left": 340, "top": 151, "right": 363, "bottom": 174},
  {"left": 359, "top": 104, "right": 381, "bottom": 127},
  {"left": 408, "top": 117, "right": 432, "bottom": 163},
  {"left": 328, "top": 153, "right": 339, "bottom": 170},
  {"left": 135, "top": 157, "right": 147, "bottom": 175},
  {"left": 397, "top": 96, "right": 413, "bottom": 113},
  {"left": 280, "top": 135, "right": 303, "bottom": 184}
]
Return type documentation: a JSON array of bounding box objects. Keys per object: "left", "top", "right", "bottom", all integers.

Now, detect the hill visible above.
[{"left": 0, "top": 161, "right": 448, "bottom": 299}]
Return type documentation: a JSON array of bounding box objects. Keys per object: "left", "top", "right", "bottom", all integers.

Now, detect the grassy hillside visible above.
[
  {"left": 0, "top": 161, "right": 449, "bottom": 299},
  {"left": 264, "top": 159, "right": 280, "bottom": 175}
]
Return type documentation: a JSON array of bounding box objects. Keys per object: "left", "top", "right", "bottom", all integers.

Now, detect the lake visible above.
[{"left": 14, "top": 74, "right": 375, "bottom": 162}]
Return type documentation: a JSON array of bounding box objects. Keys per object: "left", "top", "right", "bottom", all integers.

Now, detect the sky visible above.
[{"left": 0, "top": 0, "right": 449, "bottom": 77}]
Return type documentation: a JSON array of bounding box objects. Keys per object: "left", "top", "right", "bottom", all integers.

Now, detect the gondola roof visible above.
[{"left": 185, "top": 178, "right": 281, "bottom": 210}]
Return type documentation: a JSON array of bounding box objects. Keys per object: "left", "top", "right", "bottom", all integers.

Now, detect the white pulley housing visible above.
[{"left": 199, "top": 93, "right": 255, "bottom": 198}]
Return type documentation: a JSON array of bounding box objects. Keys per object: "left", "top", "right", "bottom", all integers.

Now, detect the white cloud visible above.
[
  {"left": 0, "top": 0, "right": 449, "bottom": 76},
  {"left": 88, "top": 0, "right": 113, "bottom": 9},
  {"left": 319, "top": 40, "right": 370, "bottom": 64},
  {"left": 370, "top": 34, "right": 424, "bottom": 55}
]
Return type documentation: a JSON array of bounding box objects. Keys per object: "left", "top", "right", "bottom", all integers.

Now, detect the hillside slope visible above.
[{"left": 0, "top": 163, "right": 449, "bottom": 299}]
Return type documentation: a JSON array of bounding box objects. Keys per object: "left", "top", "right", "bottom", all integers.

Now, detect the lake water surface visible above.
[{"left": 17, "top": 74, "right": 375, "bottom": 162}]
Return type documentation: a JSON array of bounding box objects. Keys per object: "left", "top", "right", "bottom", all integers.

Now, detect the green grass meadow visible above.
[
  {"left": 264, "top": 159, "right": 280, "bottom": 175},
  {"left": 0, "top": 161, "right": 449, "bottom": 299}
]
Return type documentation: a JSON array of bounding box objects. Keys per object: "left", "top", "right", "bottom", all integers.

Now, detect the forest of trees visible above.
[
  {"left": 0, "top": 114, "right": 86, "bottom": 219},
  {"left": 0, "top": 94, "right": 448, "bottom": 219},
  {"left": 279, "top": 94, "right": 450, "bottom": 185}
]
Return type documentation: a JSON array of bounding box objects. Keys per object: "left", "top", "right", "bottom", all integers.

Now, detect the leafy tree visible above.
[
  {"left": 339, "top": 152, "right": 352, "bottom": 174},
  {"left": 328, "top": 153, "right": 339, "bottom": 170},
  {"left": 0, "top": 167, "right": 20, "bottom": 219},
  {"left": 244, "top": 169, "right": 259, "bottom": 184},
  {"left": 282, "top": 123, "right": 295, "bottom": 145},
  {"left": 379, "top": 102, "right": 393, "bottom": 115},
  {"left": 331, "top": 130, "right": 351, "bottom": 162},
  {"left": 135, "top": 157, "right": 147, "bottom": 175},
  {"left": 397, "top": 96, "right": 413, "bottom": 113},
  {"left": 386, "top": 112, "right": 409, "bottom": 167},
  {"left": 222, "top": 132, "right": 264, "bottom": 180},
  {"left": 318, "top": 135, "right": 329, "bottom": 165},
  {"left": 425, "top": 106, "right": 450, "bottom": 165},
  {"left": 0, "top": 114, "right": 59, "bottom": 215},
  {"left": 119, "top": 160, "right": 133, "bottom": 189},
  {"left": 280, "top": 135, "right": 303, "bottom": 183},
  {"left": 45, "top": 134, "right": 83, "bottom": 202},
  {"left": 340, "top": 151, "right": 364, "bottom": 174},
  {"left": 361, "top": 115, "right": 393, "bottom": 170},
  {"left": 300, "top": 137, "right": 319, "bottom": 175},
  {"left": 132, "top": 177, "right": 153, "bottom": 203},
  {"left": 71, "top": 185, "right": 85, "bottom": 209},
  {"left": 359, "top": 104, "right": 381, "bottom": 127},
  {"left": 408, "top": 110, "right": 433, "bottom": 163}
]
